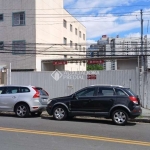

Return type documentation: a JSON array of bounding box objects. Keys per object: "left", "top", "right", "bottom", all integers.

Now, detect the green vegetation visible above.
[{"left": 87, "top": 64, "right": 103, "bottom": 71}]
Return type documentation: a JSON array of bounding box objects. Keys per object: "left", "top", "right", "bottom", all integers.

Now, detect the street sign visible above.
[
  {"left": 53, "top": 61, "right": 67, "bottom": 65},
  {"left": 87, "top": 60, "right": 104, "bottom": 64},
  {"left": 87, "top": 74, "right": 96, "bottom": 80}
]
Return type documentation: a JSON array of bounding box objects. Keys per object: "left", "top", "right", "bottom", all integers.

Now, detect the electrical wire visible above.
[{"left": 0, "top": 4, "right": 149, "bottom": 10}]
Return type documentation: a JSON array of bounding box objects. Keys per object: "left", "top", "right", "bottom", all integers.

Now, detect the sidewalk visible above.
[
  {"left": 42, "top": 107, "right": 150, "bottom": 123},
  {"left": 141, "top": 107, "right": 150, "bottom": 117},
  {"left": 130, "top": 107, "right": 150, "bottom": 123}
]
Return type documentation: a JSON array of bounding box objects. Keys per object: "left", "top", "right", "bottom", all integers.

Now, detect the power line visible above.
[
  {"left": 2, "top": 47, "right": 150, "bottom": 53},
  {"left": 2, "top": 42, "right": 150, "bottom": 46},
  {"left": 0, "top": 5, "right": 149, "bottom": 10},
  {"left": 3, "top": 14, "right": 149, "bottom": 18},
  {"left": 3, "top": 11, "right": 148, "bottom": 15}
]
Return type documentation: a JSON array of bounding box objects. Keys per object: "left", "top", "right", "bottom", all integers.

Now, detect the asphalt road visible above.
[{"left": 0, "top": 113, "right": 150, "bottom": 150}]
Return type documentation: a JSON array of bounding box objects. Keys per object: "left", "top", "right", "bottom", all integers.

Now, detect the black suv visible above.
[{"left": 46, "top": 85, "right": 142, "bottom": 125}]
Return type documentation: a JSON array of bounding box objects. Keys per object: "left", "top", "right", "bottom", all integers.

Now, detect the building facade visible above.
[
  {"left": 0, "top": 0, "right": 86, "bottom": 71},
  {"left": 88, "top": 35, "right": 147, "bottom": 70}
]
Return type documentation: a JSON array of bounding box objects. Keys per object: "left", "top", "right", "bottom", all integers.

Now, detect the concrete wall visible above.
[
  {"left": 35, "top": 0, "right": 86, "bottom": 71},
  {"left": 42, "top": 63, "right": 65, "bottom": 71},
  {"left": 117, "top": 59, "right": 138, "bottom": 70},
  {"left": 0, "top": 0, "right": 86, "bottom": 71},
  {"left": 0, "top": 0, "right": 36, "bottom": 70}
]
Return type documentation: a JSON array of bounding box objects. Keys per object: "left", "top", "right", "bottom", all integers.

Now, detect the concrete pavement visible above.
[
  {"left": 141, "top": 107, "right": 150, "bottom": 118},
  {"left": 129, "top": 107, "right": 150, "bottom": 123},
  {"left": 0, "top": 114, "right": 150, "bottom": 150},
  {"left": 42, "top": 107, "right": 150, "bottom": 123}
]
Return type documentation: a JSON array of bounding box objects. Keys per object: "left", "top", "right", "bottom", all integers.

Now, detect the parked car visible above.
[
  {"left": 0, "top": 85, "right": 49, "bottom": 117},
  {"left": 46, "top": 85, "right": 142, "bottom": 125}
]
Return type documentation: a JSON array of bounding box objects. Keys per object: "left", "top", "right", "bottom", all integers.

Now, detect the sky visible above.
[{"left": 64, "top": 0, "right": 150, "bottom": 43}]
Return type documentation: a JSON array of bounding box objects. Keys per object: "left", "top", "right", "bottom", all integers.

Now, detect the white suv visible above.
[{"left": 0, "top": 85, "right": 49, "bottom": 117}]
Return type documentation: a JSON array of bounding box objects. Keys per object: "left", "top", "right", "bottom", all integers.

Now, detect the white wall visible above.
[
  {"left": 117, "top": 59, "right": 138, "bottom": 70},
  {"left": 35, "top": 0, "right": 86, "bottom": 71},
  {"left": 0, "top": 0, "right": 86, "bottom": 71},
  {"left": 0, "top": 0, "right": 36, "bottom": 70}
]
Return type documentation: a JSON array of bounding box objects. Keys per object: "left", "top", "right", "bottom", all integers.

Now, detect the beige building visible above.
[{"left": 0, "top": 0, "right": 86, "bottom": 71}]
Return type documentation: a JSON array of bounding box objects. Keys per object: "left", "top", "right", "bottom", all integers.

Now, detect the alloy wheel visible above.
[
  {"left": 15, "top": 104, "right": 29, "bottom": 117},
  {"left": 53, "top": 107, "right": 66, "bottom": 120},
  {"left": 112, "top": 110, "right": 128, "bottom": 125}
]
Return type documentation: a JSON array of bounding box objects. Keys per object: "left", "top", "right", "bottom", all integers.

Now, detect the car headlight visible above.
[{"left": 47, "top": 99, "right": 52, "bottom": 104}]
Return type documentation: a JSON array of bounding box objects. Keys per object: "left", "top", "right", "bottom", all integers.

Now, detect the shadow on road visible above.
[
  {"left": 41, "top": 115, "right": 136, "bottom": 126},
  {"left": 0, "top": 113, "right": 16, "bottom": 117},
  {"left": 0, "top": 113, "right": 137, "bottom": 126},
  {"left": 0, "top": 112, "right": 41, "bottom": 118}
]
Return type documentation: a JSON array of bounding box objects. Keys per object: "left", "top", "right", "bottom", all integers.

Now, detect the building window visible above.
[
  {"left": 70, "top": 41, "right": 73, "bottom": 47},
  {"left": 12, "top": 40, "right": 26, "bottom": 54},
  {"left": 0, "top": 41, "right": 4, "bottom": 50},
  {"left": 0, "top": 14, "right": 3, "bottom": 21},
  {"left": 79, "top": 45, "right": 81, "bottom": 51},
  {"left": 83, "top": 61, "right": 85, "bottom": 66},
  {"left": 75, "top": 43, "right": 78, "bottom": 50},
  {"left": 83, "top": 47, "right": 86, "bottom": 52},
  {"left": 70, "top": 24, "right": 72, "bottom": 32},
  {"left": 75, "top": 28, "right": 77, "bottom": 35},
  {"left": 79, "top": 31, "right": 81, "bottom": 38},
  {"left": 63, "top": 37, "right": 67, "bottom": 45},
  {"left": 103, "top": 63, "right": 106, "bottom": 70},
  {"left": 63, "top": 19, "right": 67, "bottom": 28},
  {"left": 83, "top": 34, "right": 85, "bottom": 40},
  {"left": 12, "top": 12, "right": 25, "bottom": 26}
]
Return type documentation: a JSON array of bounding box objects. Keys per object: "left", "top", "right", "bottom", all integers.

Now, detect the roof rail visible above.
[{"left": 90, "top": 84, "right": 123, "bottom": 87}]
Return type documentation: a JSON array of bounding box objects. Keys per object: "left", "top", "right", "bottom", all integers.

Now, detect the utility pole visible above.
[
  {"left": 140, "top": 9, "right": 144, "bottom": 71},
  {"left": 9, "top": 63, "right": 11, "bottom": 85}
]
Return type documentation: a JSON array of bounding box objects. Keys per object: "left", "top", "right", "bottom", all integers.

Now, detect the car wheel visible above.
[
  {"left": 15, "top": 103, "right": 29, "bottom": 118},
  {"left": 31, "top": 112, "right": 42, "bottom": 117},
  {"left": 53, "top": 106, "right": 67, "bottom": 120},
  {"left": 112, "top": 109, "right": 128, "bottom": 125}
]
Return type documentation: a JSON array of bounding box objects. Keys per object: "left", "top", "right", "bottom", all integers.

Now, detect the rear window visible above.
[
  {"left": 35, "top": 87, "right": 49, "bottom": 96},
  {"left": 115, "top": 88, "right": 127, "bottom": 96},
  {"left": 124, "top": 88, "right": 136, "bottom": 96},
  {"left": 20, "top": 87, "right": 30, "bottom": 93}
]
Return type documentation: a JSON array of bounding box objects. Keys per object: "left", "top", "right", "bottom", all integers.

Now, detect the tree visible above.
[{"left": 87, "top": 64, "right": 103, "bottom": 70}]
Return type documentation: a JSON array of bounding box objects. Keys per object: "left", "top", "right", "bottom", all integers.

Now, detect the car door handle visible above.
[{"left": 12, "top": 96, "right": 16, "bottom": 99}]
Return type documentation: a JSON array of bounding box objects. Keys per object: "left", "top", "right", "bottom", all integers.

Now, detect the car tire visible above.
[
  {"left": 31, "top": 112, "right": 42, "bottom": 117},
  {"left": 112, "top": 109, "right": 128, "bottom": 125},
  {"left": 53, "top": 106, "right": 67, "bottom": 120},
  {"left": 15, "top": 103, "right": 30, "bottom": 118}
]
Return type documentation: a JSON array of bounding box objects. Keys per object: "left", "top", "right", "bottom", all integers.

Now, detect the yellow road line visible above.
[{"left": 0, "top": 127, "right": 150, "bottom": 147}]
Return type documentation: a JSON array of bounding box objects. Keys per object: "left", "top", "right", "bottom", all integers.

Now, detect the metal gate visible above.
[
  {"left": 142, "top": 72, "right": 150, "bottom": 109},
  {"left": 9, "top": 69, "right": 139, "bottom": 99}
]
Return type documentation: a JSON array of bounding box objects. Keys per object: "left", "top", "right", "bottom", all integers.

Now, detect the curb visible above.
[
  {"left": 129, "top": 118, "right": 150, "bottom": 123},
  {"left": 41, "top": 112, "right": 150, "bottom": 123},
  {"left": 1, "top": 111, "right": 150, "bottom": 123}
]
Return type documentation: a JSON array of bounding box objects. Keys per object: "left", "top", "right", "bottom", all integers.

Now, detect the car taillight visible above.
[
  {"left": 129, "top": 96, "right": 138, "bottom": 104},
  {"left": 32, "top": 87, "right": 40, "bottom": 98}
]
